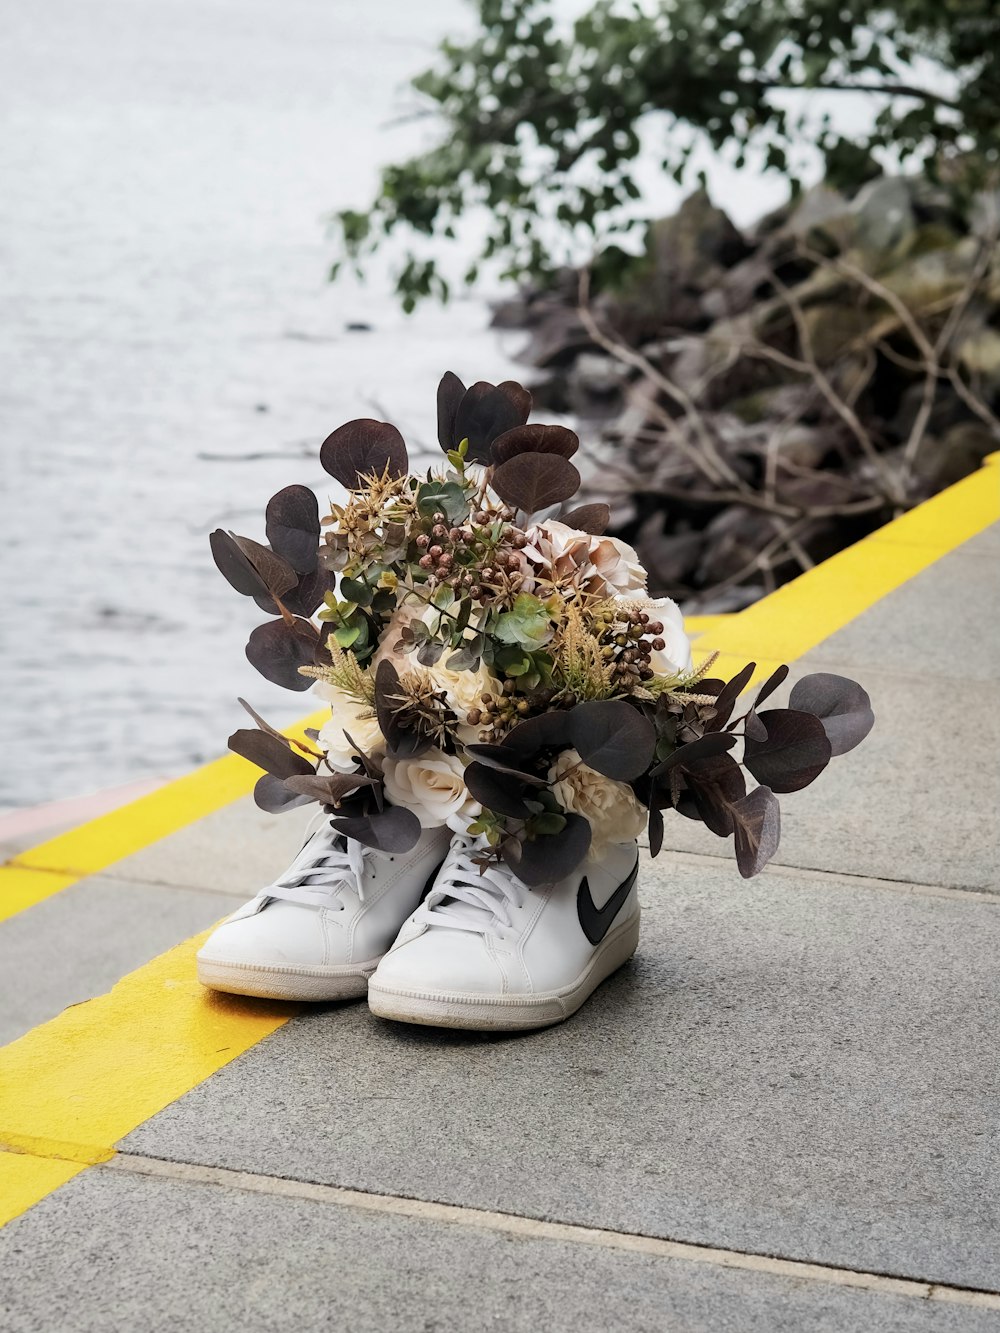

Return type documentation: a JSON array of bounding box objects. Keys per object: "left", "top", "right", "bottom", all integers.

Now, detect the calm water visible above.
[
  {"left": 0, "top": 0, "right": 526, "bottom": 809},
  {"left": 1, "top": 0, "right": 827, "bottom": 810}
]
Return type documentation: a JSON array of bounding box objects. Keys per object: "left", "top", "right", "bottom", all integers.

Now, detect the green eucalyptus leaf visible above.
[
  {"left": 340, "top": 577, "right": 372, "bottom": 607},
  {"left": 529, "top": 812, "right": 568, "bottom": 837},
  {"left": 494, "top": 593, "right": 552, "bottom": 648}
]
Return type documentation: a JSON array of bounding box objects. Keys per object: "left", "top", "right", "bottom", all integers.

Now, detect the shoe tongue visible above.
[
  {"left": 434, "top": 840, "right": 507, "bottom": 926},
  {"left": 298, "top": 827, "right": 352, "bottom": 888}
]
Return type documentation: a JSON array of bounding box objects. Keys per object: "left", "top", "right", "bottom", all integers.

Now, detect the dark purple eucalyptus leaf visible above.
[
  {"left": 491, "top": 453, "right": 581, "bottom": 515},
  {"left": 254, "top": 773, "right": 313, "bottom": 814},
  {"left": 650, "top": 731, "right": 737, "bottom": 777},
  {"left": 568, "top": 700, "right": 655, "bottom": 781},
  {"left": 453, "top": 381, "right": 531, "bottom": 463},
  {"left": 210, "top": 529, "right": 271, "bottom": 599},
  {"left": 743, "top": 709, "right": 832, "bottom": 793},
  {"left": 437, "top": 371, "right": 466, "bottom": 449},
  {"left": 374, "top": 660, "right": 431, "bottom": 758},
  {"left": 231, "top": 536, "right": 298, "bottom": 601},
  {"left": 331, "top": 803, "right": 421, "bottom": 853},
  {"left": 463, "top": 744, "right": 548, "bottom": 785},
  {"left": 732, "top": 786, "right": 781, "bottom": 878},
  {"left": 743, "top": 710, "right": 768, "bottom": 742},
  {"left": 341, "top": 731, "right": 385, "bottom": 784},
  {"left": 237, "top": 697, "right": 319, "bottom": 759},
  {"left": 320, "top": 419, "right": 407, "bottom": 488},
  {"left": 265, "top": 485, "right": 319, "bottom": 574},
  {"left": 497, "top": 380, "right": 533, "bottom": 423},
  {"left": 754, "top": 664, "right": 790, "bottom": 709},
  {"left": 245, "top": 618, "right": 319, "bottom": 691},
  {"left": 502, "top": 711, "right": 573, "bottom": 760},
  {"left": 284, "top": 772, "right": 376, "bottom": 804},
  {"left": 254, "top": 565, "right": 334, "bottom": 619},
  {"left": 228, "top": 728, "right": 314, "bottom": 779},
  {"left": 509, "top": 812, "right": 592, "bottom": 887},
  {"left": 560, "top": 503, "right": 611, "bottom": 535},
  {"left": 788, "top": 673, "right": 875, "bottom": 756},
  {"left": 463, "top": 762, "right": 533, "bottom": 819},
  {"left": 704, "top": 661, "right": 756, "bottom": 731},
  {"left": 490, "top": 423, "right": 579, "bottom": 465},
  {"left": 289, "top": 566, "right": 335, "bottom": 617},
  {"left": 684, "top": 752, "right": 747, "bottom": 837},
  {"left": 647, "top": 802, "right": 664, "bottom": 857},
  {"left": 694, "top": 679, "right": 727, "bottom": 699}
]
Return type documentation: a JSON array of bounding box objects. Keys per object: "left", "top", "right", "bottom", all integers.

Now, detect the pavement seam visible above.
[
  {"left": 1, "top": 862, "right": 248, "bottom": 903},
  {"left": 642, "top": 848, "right": 1000, "bottom": 902},
  {"left": 105, "top": 1152, "right": 1000, "bottom": 1311}
]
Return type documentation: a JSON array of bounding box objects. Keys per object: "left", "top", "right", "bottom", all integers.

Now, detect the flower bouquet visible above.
[{"left": 211, "top": 372, "right": 874, "bottom": 886}]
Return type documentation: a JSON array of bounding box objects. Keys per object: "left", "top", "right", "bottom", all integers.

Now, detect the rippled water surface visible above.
[{"left": 0, "top": 0, "right": 524, "bottom": 809}]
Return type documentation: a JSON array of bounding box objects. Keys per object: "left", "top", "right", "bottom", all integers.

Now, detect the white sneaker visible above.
[
  {"left": 196, "top": 818, "right": 451, "bottom": 1001},
  {"left": 367, "top": 833, "right": 640, "bottom": 1031}
]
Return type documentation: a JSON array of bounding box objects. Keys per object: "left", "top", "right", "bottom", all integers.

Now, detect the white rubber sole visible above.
[
  {"left": 367, "top": 914, "right": 640, "bottom": 1032},
  {"left": 195, "top": 953, "right": 382, "bottom": 1002}
]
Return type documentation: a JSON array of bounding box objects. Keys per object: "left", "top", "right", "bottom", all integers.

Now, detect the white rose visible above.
[
  {"left": 420, "top": 658, "right": 495, "bottom": 743},
  {"left": 642, "top": 595, "right": 693, "bottom": 677},
  {"left": 547, "top": 749, "right": 647, "bottom": 855},
  {"left": 586, "top": 533, "right": 647, "bottom": 597},
  {"left": 383, "top": 749, "right": 481, "bottom": 832},
  {"left": 315, "top": 683, "right": 385, "bottom": 772}
]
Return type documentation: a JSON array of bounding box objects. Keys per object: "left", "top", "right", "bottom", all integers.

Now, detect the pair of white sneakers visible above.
[{"left": 197, "top": 816, "right": 641, "bottom": 1031}]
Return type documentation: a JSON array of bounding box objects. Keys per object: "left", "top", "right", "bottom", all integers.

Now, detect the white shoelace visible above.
[
  {"left": 415, "top": 833, "right": 527, "bottom": 935},
  {"left": 264, "top": 815, "right": 380, "bottom": 910}
]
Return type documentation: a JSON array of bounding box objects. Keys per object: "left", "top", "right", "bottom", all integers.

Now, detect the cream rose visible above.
[
  {"left": 524, "top": 520, "right": 646, "bottom": 598},
  {"left": 315, "top": 683, "right": 385, "bottom": 772},
  {"left": 383, "top": 749, "right": 481, "bottom": 832},
  {"left": 587, "top": 533, "right": 646, "bottom": 597},
  {"left": 420, "top": 658, "right": 495, "bottom": 743},
  {"left": 547, "top": 749, "right": 647, "bottom": 855}
]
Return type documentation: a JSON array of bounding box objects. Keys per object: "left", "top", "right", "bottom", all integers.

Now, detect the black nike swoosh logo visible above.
[{"left": 577, "top": 857, "right": 639, "bottom": 945}]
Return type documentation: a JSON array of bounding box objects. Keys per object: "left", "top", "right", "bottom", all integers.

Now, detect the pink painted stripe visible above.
[{"left": 0, "top": 778, "right": 170, "bottom": 848}]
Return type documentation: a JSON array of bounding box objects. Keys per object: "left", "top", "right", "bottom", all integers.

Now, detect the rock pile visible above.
[{"left": 493, "top": 178, "right": 1000, "bottom": 610}]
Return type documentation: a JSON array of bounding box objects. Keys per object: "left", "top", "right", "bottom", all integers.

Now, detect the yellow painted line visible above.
[
  {"left": 0, "top": 1151, "right": 86, "bottom": 1228},
  {"left": 682, "top": 614, "right": 731, "bottom": 640},
  {"left": 0, "top": 711, "right": 327, "bottom": 925},
  {"left": 0, "top": 932, "right": 297, "bottom": 1226},
  {"left": 0, "top": 462, "right": 996, "bottom": 1230},
  {"left": 706, "top": 463, "right": 998, "bottom": 663}
]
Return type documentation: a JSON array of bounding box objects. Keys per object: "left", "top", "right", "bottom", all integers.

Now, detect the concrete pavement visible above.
[{"left": 1, "top": 463, "right": 997, "bottom": 1330}]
